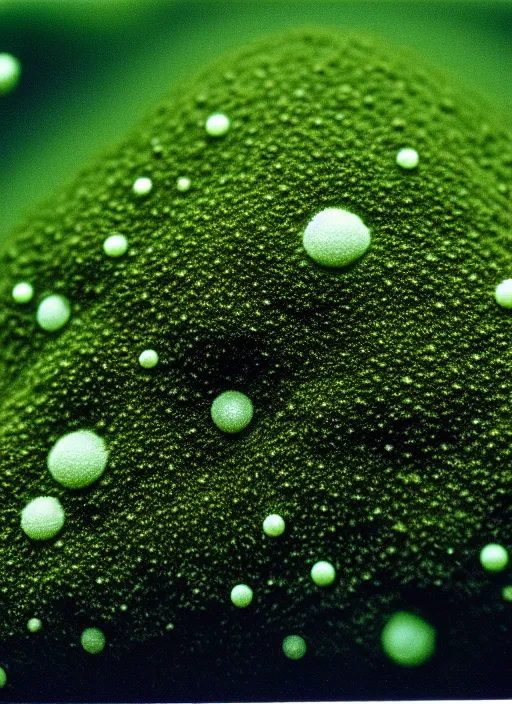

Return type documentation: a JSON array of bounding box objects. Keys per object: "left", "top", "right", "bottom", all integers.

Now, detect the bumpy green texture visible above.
[{"left": 0, "top": 28, "right": 511, "bottom": 699}]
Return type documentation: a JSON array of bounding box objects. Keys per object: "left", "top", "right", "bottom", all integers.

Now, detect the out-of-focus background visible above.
[{"left": 0, "top": 0, "right": 511, "bottom": 241}]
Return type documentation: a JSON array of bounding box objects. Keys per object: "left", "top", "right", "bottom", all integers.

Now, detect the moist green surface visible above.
[{"left": 0, "top": 28, "right": 511, "bottom": 701}]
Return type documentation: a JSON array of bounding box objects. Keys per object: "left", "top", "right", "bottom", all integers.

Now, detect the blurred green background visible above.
[{"left": 0, "top": 0, "right": 511, "bottom": 240}]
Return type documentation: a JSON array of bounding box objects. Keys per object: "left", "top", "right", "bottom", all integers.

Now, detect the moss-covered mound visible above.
[{"left": 0, "top": 28, "right": 511, "bottom": 701}]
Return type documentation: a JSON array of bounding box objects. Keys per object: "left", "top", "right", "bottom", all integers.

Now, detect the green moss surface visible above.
[{"left": 0, "top": 28, "right": 511, "bottom": 700}]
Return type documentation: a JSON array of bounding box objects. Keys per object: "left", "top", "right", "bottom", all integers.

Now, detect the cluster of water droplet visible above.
[{"left": 2, "top": 80, "right": 511, "bottom": 692}]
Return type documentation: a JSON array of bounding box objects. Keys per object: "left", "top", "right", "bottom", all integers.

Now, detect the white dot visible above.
[
  {"left": 47, "top": 429, "right": 109, "bottom": 489},
  {"left": 80, "top": 627, "right": 106, "bottom": 654},
  {"left": 282, "top": 635, "right": 306, "bottom": 660},
  {"left": 21, "top": 496, "right": 65, "bottom": 540},
  {"left": 103, "top": 233, "right": 128, "bottom": 257},
  {"left": 494, "top": 279, "right": 512, "bottom": 309},
  {"left": 263, "top": 514, "right": 285, "bottom": 537},
  {"left": 36, "top": 294, "right": 71, "bottom": 332},
  {"left": 0, "top": 52, "right": 21, "bottom": 96},
  {"left": 177, "top": 177, "right": 191, "bottom": 192},
  {"left": 302, "top": 207, "right": 371, "bottom": 268},
  {"left": 12, "top": 281, "right": 34, "bottom": 304},
  {"left": 480, "top": 543, "right": 509, "bottom": 572},
  {"left": 310, "top": 560, "right": 336, "bottom": 586},
  {"left": 27, "top": 617, "right": 42, "bottom": 633},
  {"left": 230, "top": 584, "right": 253, "bottom": 608},
  {"left": 139, "top": 349, "right": 159, "bottom": 369},
  {"left": 396, "top": 147, "right": 419, "bottom": 169},
  {"left": 206, "top": 113, "right": 230, "bottom": 137},
  {"left": 132, "top": 176, "right": 153, "bottom": 196}
]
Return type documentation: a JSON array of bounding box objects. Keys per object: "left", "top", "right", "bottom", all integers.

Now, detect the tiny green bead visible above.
[
  {"left": 47, "top": 429, "right": 108, "bottom": 489},
  {"left": 282, "top": 635, "right": 307, "bottom": 660},
  {"left": 177, "top": 177, "right": 191, "bottom": 192},
  {"left": 230, "top": 584, "right": 253, "bottom": 608},
  {"left": 502, "top": 586, "right": 512, "bottom": 602},
  {"left": 12, "top": 281, "right": 34, "bottom": 303},
  {"left": 211, "top": 391, "right": 253, "bottom": 433},
  {"left": 103, "top": 233, "right": 128, "bottom": 257},
  {"left": 80, "top": 627, "right": 106, "bottom": 654},
  {"left": 396, "top": 147, "right": 419, "bottom": 169},
  {"left": 139, "top": 349, "right": 159, "bottom": 368},
  {"left": 0, "top": 666, "right": 6, "bottom": 688},
  {"left": 263, "top": 514, "right": 285, "bottom": 537},
  {"left": 495, "top": 279, "right": 512, "bottom": 308},
  {"left": 132, "top": 176, "right": 153, "bottom": 196},
  {"left": 21, "top": 496, "right": 65, "bottom": 540},
  {"left": 480, "top": 543, "right": 509, "bottom": 572},
  {"left": 36, "top": 294, "right": 71, "bottom": 332},
  {"left": 302, "top": 207, "right": 370, "bottom": 268},
  {"left": 310, "top": 560, "right": 336, "bottom": 586},
  {"left": 381, "top": 611, "right": 436, "bottom": 666},
  {"left": 0, "top": 52, "right": 21, "bottom": 96},
  {"left": 27, "top": 617, "right": 42, "bottom": 633},
  {"left": 205, "top": 113, "right": 230, "bottom": 137}
]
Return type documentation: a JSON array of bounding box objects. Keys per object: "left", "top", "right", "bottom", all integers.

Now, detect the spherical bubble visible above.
[
  {"left": 206, "top": 113, "right": 230, "bottom": 137},
  {"left": 381, "top": 611, "right": 436, "bottom": 666},
  {"left": 177, "top": 177, "right": 191, "bottom": 192},
  {"left": 36, "top": 294, "right": 71, "bottom": 332},
  {"left": 0, "top": 666, "right": 6, "bottom": 688},
  {"left": 80, "top": 627, "right": 106, "bottom": 654},
  {"left": 494, "top": 279, "right": 512, "bottom": 309},
  {"left": 479, "top": 543, "right": 509, "bottom": 572},
  {"left": 12, "top": 281, "right": 34, "bottom": 304},
  {"left": 103, "top": 233, "right": 128, "bottom": 257},
  {"left": 263, "top": 514, "right": 285, "bottom": 537},
  {"left": 47, "top": 429, "right": 108, "bottom": 489},
  {"left": 302, "top": 207, "right": 370, "bottom": 268},
  {"left": 21, "top": 496, "right": 65, "bottom": 540},
  {"left": 502, "top": 585, "right": 512, "bottom": 602},
  {"left": 310, "top": 560, "right": 336, "bottom": 586},
  {"left": 138, "top": 349, "right": 159, "bottom": 369},
  {"left": 0, "top": 52, "right": 21, "bottom": 96},
  {"left": 230, "top": 584, "right": 253, "bottom": 608},
  {"left": 282, "top": 635, "right": 307, "bottom": 660},
  {"left": 211, "top": 390, "right": 253, "bottom": 433},
  {"left": 132, "top": 176, "right": 153, "bottom": 196},
  {"left": 396, "top": 147, "right": 419, "bottom": 169},
  {"left": 27, "top": 618, "right": 42, "bottom": 633}
]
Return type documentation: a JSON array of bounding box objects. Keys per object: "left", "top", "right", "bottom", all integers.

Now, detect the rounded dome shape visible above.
[
  {"left": 21, "top": 496, "right": 65, "bottom": 540},
  {"left": 211, "top": 391, "right": 253, "bottom": 433},
  {"left": 302, "top": 208, "right": 370, "bottom": 267},
  {"left": 47, "top": 430, "right": 108, "bottom": 489}
]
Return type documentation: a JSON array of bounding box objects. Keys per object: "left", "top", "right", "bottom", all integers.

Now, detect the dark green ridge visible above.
[{"left": 0, "top": 27, "right": 511, "bottom": 700}]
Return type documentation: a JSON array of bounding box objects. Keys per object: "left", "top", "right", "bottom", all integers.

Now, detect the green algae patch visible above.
[{"left": 0, "top": 28, "right": 511, "bottom": 699}]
